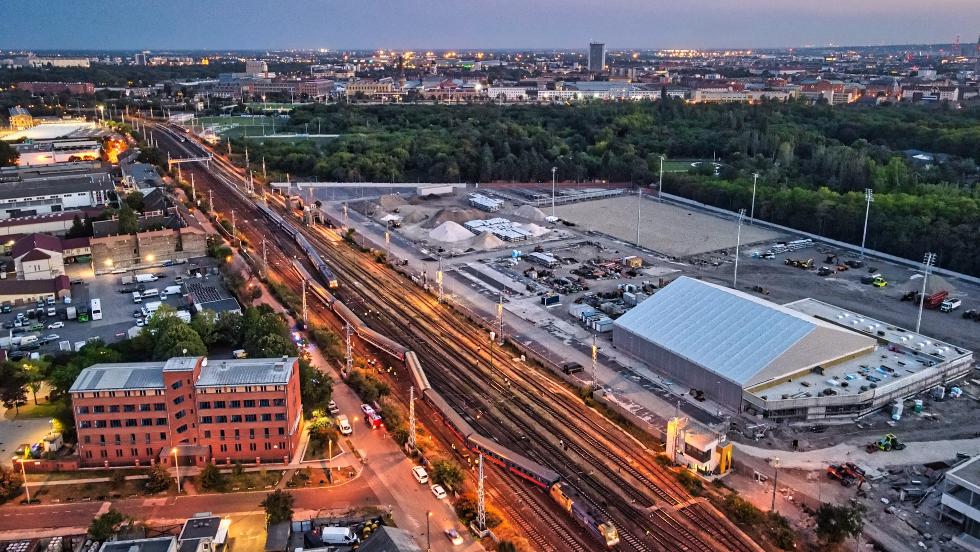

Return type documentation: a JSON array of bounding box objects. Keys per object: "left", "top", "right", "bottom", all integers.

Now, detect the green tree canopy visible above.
[
  {"left": 89, "top": 509, "right": 126, "bottom": 541},
  {"left": 261, "top": 489, "right": 295, "bottom": 524},
  {"left": 815, "top": 503, "right": 864, "bottom": 545}
]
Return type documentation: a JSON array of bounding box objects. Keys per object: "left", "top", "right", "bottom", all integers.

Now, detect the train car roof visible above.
[
  {"left": 423, "top": 389, "right": 475, "bottom": 438},
  {"left": 468, "top": 433, "right": 560, "bottom": 484}
]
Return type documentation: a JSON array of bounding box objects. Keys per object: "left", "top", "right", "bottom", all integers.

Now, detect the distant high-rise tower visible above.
[
  {"left": 135, "top": 50, "right": 149, "bottom": 66},
  {"left": 588, "top": 42, "right": 606, "bottom": 73}
]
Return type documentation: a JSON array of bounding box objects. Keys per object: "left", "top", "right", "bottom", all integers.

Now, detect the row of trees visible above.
[{"left": 239, "top": 101, "right": 979, "bottom": 275}]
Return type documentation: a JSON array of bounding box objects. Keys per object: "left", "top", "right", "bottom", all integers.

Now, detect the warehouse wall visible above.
[{"left": 612, "top": 325, "right": 744, "bottom": 412}]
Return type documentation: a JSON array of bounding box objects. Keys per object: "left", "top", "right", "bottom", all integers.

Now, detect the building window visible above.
[
  {"left": 123, "top": 405, "right": 136, "bottom": 412},
  {"left": 229, "top": 400, "right": 241, "bottom": 409},
  {"left": 230, "top": 415, "right": 242, "bottom": 423},
  {"left": 264, "top": 442, "right": 271, "bottom": 450},
  {"left": 141, "top": 418, "right": 153, "bottom": 426},
  {"left": 95, "top": 420, "right": 107, "bottom": 428},
  {"left": 153, "top": 403, "right": 166, "bottom": 411},
  {"left": 93, "top": 405, "right": 105, "bottom": 413},
  {"left": 249, "top": 443, "right": 256, "bottom": 451},
  {"left": 261, "top": 414, "right": 272, "bottom": 421},
  {"left": 278, "top": 427, "right": 285, "bottom": 435},
  {"left": 83, "top": 436, "right": 91, "bottom": 444},
  {"left": 274, "top": 413, "right": 286, "bottom": 421},
  {"left": 125, "top": 419, "right": 137, "bottom": 427},
  {"left": 171, "top": 381, "right": 183, "bottom": 390},
  {"left": 216, "top": 415, "right": 227, "bottom": 423},
  {"left": 176, "top": 425, "right": 188, "bottom": 434},
  {"left": 203, "top": 431, "right": 211, "bottom": 439},
  {"left": 243, "top": 400, "right": 255, "bottom": 408},
  {"left": 213, "top": 401, "right": 225, "bottom": 409},
  {"left": 259, "top": 399, "right": 270, "bottom": 407},
  {"left": 159, "top": 432, "right": 167, "bottom": 440},
  {"left": 156, "top": 418, "right": 167, "bottom": 426},
  {"left": 234, "top": 444, "right": 242, "bottom": 452},
  {"left": 245, "top": 414, "right": 256, "bottom": 423},
  {"left": 219, "top": 430, "right": 225, "bottom": 441},
  {"left": 108, "top": 405, "right": 120, "bottom": 413},
  {"left": 273, "top": 399, "right": 286, "bottom": 407},
  {"left": 139, "top": 404, "right": 151, "bottom": 412},
  {"left": 200, "top": 416, "right": 212, "bottom": 424},
  {"left": 198, "top": 401, "right": 211, "bottom": 410},
  {"left": 219, "top": 444, "right": 227, "bottom": 452},
  {"left": 80, "top": 421, "right": 92, "bottom": 429},
  {"left": 77, "top": 406, "right": 90, "bottom": 414},
  {"left": 173, "top": 396, "right": 185, "bottom": 405},
  {"left": 175, "top": 410, "right": 186, "bottom": 420}
]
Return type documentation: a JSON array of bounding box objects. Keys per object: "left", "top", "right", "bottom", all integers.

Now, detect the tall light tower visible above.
[
  {"left": 635, "top": 187, "right": 642, "bottom": 247},
  {"left": 551, "top": 166, "right": 558, "bottom": 218},
  {"left": 733, "top": 209, "right": 746, "bottom": 289},
  {"left": 496, "top": 292, "right": 504, "bottom": 343},
  {"left": 860, "top": 188, "right": 874, "bottom": 260},
  {"left": 476, "top": 454, "right": 487, "bottom": 532},
  {"left": 658, "top": 154, "right": 665, "bottom": 199},
  {"left": 344, "top": 323, "right": 354, "bottom": 375},
  {"left": 750, "top": 173, "right": 759, "bottom": 224},
  {"left": 591, "top": 334, "right": 599, "bottom": 391},
  {"left": 407, "top": 386, "right": 417, "bottom": 451},
  {"left": 301, "top": 279, "right": 308, "bottom": 324},
  {"left": 916, "top": 252, "right": 936, "bottom": 333}
]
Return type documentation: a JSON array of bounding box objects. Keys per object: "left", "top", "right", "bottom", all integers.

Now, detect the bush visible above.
[
  {"left": 432, "top": 459, "right": 464, "bottom": 490},
  {"left": 143, "top": 464, "right": 172, "bottom": 493},
  {"left": 764, "top": 511, "right": 797, "bottom": 550},
  {"left": 675, "top": 469, "right": 703, "bottom": 496},
  {"left": 722, "top": 493, "right": 762, "bottom": 525},
  {"left": 454, "top": 495, "right": 501, "bottom": 528},
  {"left": 199, "top": 462, "right": 226, "bottom": 492},
  {"left": 89, "top": 509, "right": 126, "bottom": 541}
]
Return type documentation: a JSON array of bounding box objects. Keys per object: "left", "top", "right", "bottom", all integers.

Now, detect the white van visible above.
[
  {"left": 164, "top": 285, "right": 182, "bottom": 296},
  {"left": 132, "top": 291, "right": 142, "bottom": 303},
  {"left": 141, "top": 288, "right": 159, "bottom": 298},
  {"left": 336, "top": 415, "right": 352, "bottom": 435},
  {"left": 412, "top": 466, "right": 429, "bottom": 484}
]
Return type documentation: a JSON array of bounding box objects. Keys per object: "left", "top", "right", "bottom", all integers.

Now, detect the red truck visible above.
[{"left": 924, "top": 290, "right": 949, "bottom": 309}]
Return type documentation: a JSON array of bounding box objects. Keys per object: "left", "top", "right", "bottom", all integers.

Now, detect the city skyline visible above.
[{"left": 2, "top": 0, "right": 979, "bottom": 50}]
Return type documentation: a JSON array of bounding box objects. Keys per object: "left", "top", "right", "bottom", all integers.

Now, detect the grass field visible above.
[
  {"left": 662, "top": 159, "right": 713, "bottom": 173},
  {"left": 193, "top": 115, "right": 277, "bottom": 138}
]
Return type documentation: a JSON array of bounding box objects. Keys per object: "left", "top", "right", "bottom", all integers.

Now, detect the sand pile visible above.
[
  {"left": 470, "top": 231, "right": 506, "bottom": 250},
  {"left": 378, "top": 194, "right": 408, "bottom": 211},
  {"left": 514, "top": 204, "right": 548, "bottom": 222},
  {"left": 518, "top": 222, "right": 550, "bottom": 237},
  {"left": 901, "top": 273, "right": 955, "bottom": 295},
  {"left": 423, "top": 207, "right": 486, "bottom": 228},
  {"left": 429, "top": 221, "right": 476, "bottom": 242},
  {"left": 399, "top": 205, "right": 436, "bottom": 224}
]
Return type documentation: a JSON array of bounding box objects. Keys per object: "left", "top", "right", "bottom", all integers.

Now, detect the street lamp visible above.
[
  {"left": 916, "top": 252, "right": 936, "bottom": 334},
  {"left": 658, "top": 154, "right": 665, "bottom": 199},
  {"left": 426, "top": 510, "right": 432, "bottom": 552},
  {"left": 770, "top": 457, "right": 780, "bottom": 512},
  {"left": 860, "top": 188, "right": 874, "bottom": 260},
  {"left": 172, "top": 447, "right": 181, "bottom": 493},
  {"left": 750, "top": 173, "right": 759, "bottom": 224},
  {"left": 16, "top": 458, "right": 30, "bottom": 503}
]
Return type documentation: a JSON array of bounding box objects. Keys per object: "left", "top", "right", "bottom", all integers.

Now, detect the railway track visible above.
[{"left": 151, "top": 121, "right": 761, "bottom": 552}]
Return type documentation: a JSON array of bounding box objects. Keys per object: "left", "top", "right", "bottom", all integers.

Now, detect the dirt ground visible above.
[{"left": 554, "top": 195, "right": 783, "bottom": 257}]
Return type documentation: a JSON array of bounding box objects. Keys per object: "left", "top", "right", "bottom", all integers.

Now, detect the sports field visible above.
[
  {"left": 554, "top": 195, "right": 783, "bottom": 257},
  {"left": 192, "top": 115, "right": 277, "bottom": 138}
]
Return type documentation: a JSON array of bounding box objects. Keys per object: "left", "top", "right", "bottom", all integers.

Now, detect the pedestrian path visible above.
[{"left": 734, "top": 436, "right": 980, "bottom": 471}]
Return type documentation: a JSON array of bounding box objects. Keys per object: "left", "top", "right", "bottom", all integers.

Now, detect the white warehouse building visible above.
[{"left": 612, "top": 277, "right": 973, "bottom": 422}]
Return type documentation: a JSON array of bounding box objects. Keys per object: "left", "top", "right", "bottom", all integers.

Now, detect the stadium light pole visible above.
[
  {"left": 172, "top": 447, "right": 181, "bottom": 493},
  {"left": 916, "top": 252, "right": 936, "bottom": 334},
  {"left": 750, "top": 173, "right": 759, "bottom": 224},
  {"left": 770, "top": 457, "right": 780, "bottom": 512},
  {"left": 551, "top": 166, "right": 557, "bottom": 218},
  {"left": 860, "top": 188, "right": 874, "bottom": 260},
  {"left": 733, "top": 209, "right": 746, "bottom": 290},
  {"left": 658, "top": 154, "right": 665, "bottom": 199}
]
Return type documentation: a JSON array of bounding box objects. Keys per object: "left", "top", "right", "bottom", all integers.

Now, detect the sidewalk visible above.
[{"left": 734, "top": 436, "right": 980, "bottom": 471}]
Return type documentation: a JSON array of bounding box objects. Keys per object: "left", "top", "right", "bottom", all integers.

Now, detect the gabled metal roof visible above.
[{"left": 613, "top": 276, "right": 872, "bottom": 386}]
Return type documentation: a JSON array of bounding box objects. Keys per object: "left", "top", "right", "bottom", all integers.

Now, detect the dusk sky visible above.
[{"left": 2, "top": 0, "right": 978, "bottom": 50}]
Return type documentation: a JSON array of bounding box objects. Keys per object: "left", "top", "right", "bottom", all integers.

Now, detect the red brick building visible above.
[
  {"left": 17, "top": 82, "right": 96, "bottom": 95},
  {"left": 69, "top": 356, "right": 302, "bottom": 468}
]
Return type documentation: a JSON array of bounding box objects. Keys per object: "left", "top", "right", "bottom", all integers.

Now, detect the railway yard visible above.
[
  {"left": 151, "top": 122, "right": 766, "bottom": 551},
  {"left": 151, "top": 119, "right": 980, "bottom": 552}
]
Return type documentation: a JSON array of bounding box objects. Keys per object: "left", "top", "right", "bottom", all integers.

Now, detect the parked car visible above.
[
  {"left": 336, "top": 415, "right": 352, "bottom": 436},
  {"left": 327, "top": 400, "right": 340, "bottom": 415},
  {"left": 431, "top": 484, "right": 447, "bottom": 500},
  {"left": 445, "top": 528, "right": 463, "bottom": 546},
  {"left": 412, "top": 466, "right": 428, "bottom": 484}
]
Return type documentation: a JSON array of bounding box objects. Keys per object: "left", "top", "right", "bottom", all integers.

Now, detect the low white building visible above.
[
  {"left": 487, "top": 86, "right": 530, "bottom": 101},
  {"left": 666, "top": 416, "right": 733, "bottom": 478}
]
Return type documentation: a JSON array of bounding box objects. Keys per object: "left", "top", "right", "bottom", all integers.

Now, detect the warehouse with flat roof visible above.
[{"left": 613, "top": 276, "right": 974, "bottom": 421}]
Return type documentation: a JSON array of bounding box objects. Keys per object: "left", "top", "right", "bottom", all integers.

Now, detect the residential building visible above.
[
  {"left": 245, "top": 59, "right": 268, "bottom": 76},
  {"left": 7, "top": 106, "right": 33, "bottom": 130},
  {"left": 0, "top": 275, "right": 71, "bottom": 305},
  {"left": 10, "top": 233, "right": 90, "bottom": 279},
  {"left": 588, "top": 42, "right": 606, "bottom": 72},
  {"left": 345, "top": 78, "right": 397, "bottom": 99},
  {"left": 16, "top": 82, "right": 95, "bottom": 95},
  {"left": 901, "top": 85, "right": 960, "bottom": 102},
  {"left": 70, "top": 356, "right": 303, "bottom": 468}
]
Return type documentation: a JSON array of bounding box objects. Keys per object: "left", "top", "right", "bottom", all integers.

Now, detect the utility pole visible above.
[
  {"left": 190, "top": 173, "right": 196, "bottom": 203},
  {"left": 262, "top": 238, "right": 268, "bottom": 278},
  {"left": 497, "top": 292, "right": 504, "bottom": 344},
  {"left": 262, "top": 156, "right": 267, "bottom": 180},
  {"left": 733, "top": 208, "right": 746, "bottom": 289},
  {"left": 244, "top": 145, "right": 249, "bottom": 166},
  {"left": 592, "top": 334, "right": 599, "bottom": 391},
  {"left": 916, "top": 252, "right": 936, "bottom": 333},
  {"left": 342, "top": 202, "right": 349, "bottom": 231},
  {"left": 437, "top": 257, "right": 444, "bottom": 302},
  {"left": 344, "top": 323, "right": 353, "bottom": 375},
  {"left": 231, "top": 210, "right": 236, "bottom": 243},
  {"left": 301, "top": 279, "right": 308, "bottom": 324},
  {"left": 750, "top": 173, "right": 759, "bottom": 224},
  {"left": 384, "top": 221, "right": 391, "bottom": 261},
  {"left": 407, "top": 386, "right": 417, "bottom": 451},
  {"left": 488, "top": 331, "right": 496, "bottom": 373},
  {"left": 659, "top": 154, "right": 665, "bottom": 199},
  {"left": 476, "top": 454, "right": 487, "bottom": 532},
  {"left": 551, "top": 166, "right": 558, "bottom": 218},
  {"left": 227, "top": 140, "right": 231, "bottom": 156},
  {"left": 771, "top": 457, "right": 780, "bottom": 512},
  {"left": 860, "top": 188, "right": 874, "bottom": 260}
]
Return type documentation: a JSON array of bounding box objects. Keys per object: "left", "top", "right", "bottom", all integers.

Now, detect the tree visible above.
[
  {"left": 108, "top": 470, "right": 126, "bottom": 490},
  {"left": 497, "top": 542, "right": 518, "bottom": 552},
  {"left": 0, "top": 142, "right": 18, "bottom": 167},
  {"left": 124, "top": 191, "right": 145, "bottom": 212},
  {"left": 261, "top": 489, "right": 295, "bottom": 524},
  {"left": 198, "top": 462, "right": 226, "bottom": 492},
  {"left": 306, "top": 414, "right": 332, "bottom": 439},
  {"left": 0, "top": 465, "right": 23, "bottom": 503},
  {"left": 0, "top": 362, "right": 28, "bottom": 415},
  {"left": 215, "top": 311, "right": 245, "bottom": 345},
  {"left": 117, "top": 203, "right": 138, "bottom": 234},
  {"left": 300, "top": 360, "right": 332, "bottom": 414},
  {"left": 143, "top": 464, "right": 172, "bottom": 493},
  {"left": 88, "top": 509, "right": 126, "bottom": 540},
  {"left": 815, "top": 503, "right": 864, "bottom": 545},
  {"left": 65, "top": 215, "right": 89, "bottom": 238},
  {"left": 431, "top": 459, "right": 464, "bottom": 490},
  {"left": 191, "top": 310, "right": 219, "bottom": 346}
]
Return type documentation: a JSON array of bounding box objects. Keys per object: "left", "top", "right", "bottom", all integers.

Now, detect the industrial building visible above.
[
  {"left": 941, "top": 455, "right": 980, "bottom": 548},
  {"left": 0, "top": 171, "right": 114, "bottom": 219},
  {"left": 613, "top": 277, "right": 974, "bottom": 422}
]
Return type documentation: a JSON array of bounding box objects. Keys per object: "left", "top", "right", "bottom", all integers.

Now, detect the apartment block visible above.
[{"left": 70, "top": 356, "right": 302, "bottom": 468}]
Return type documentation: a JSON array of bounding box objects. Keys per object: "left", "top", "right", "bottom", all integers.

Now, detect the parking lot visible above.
[{"left": 1, "top": 258, "right": 229, "bottom": 358}]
